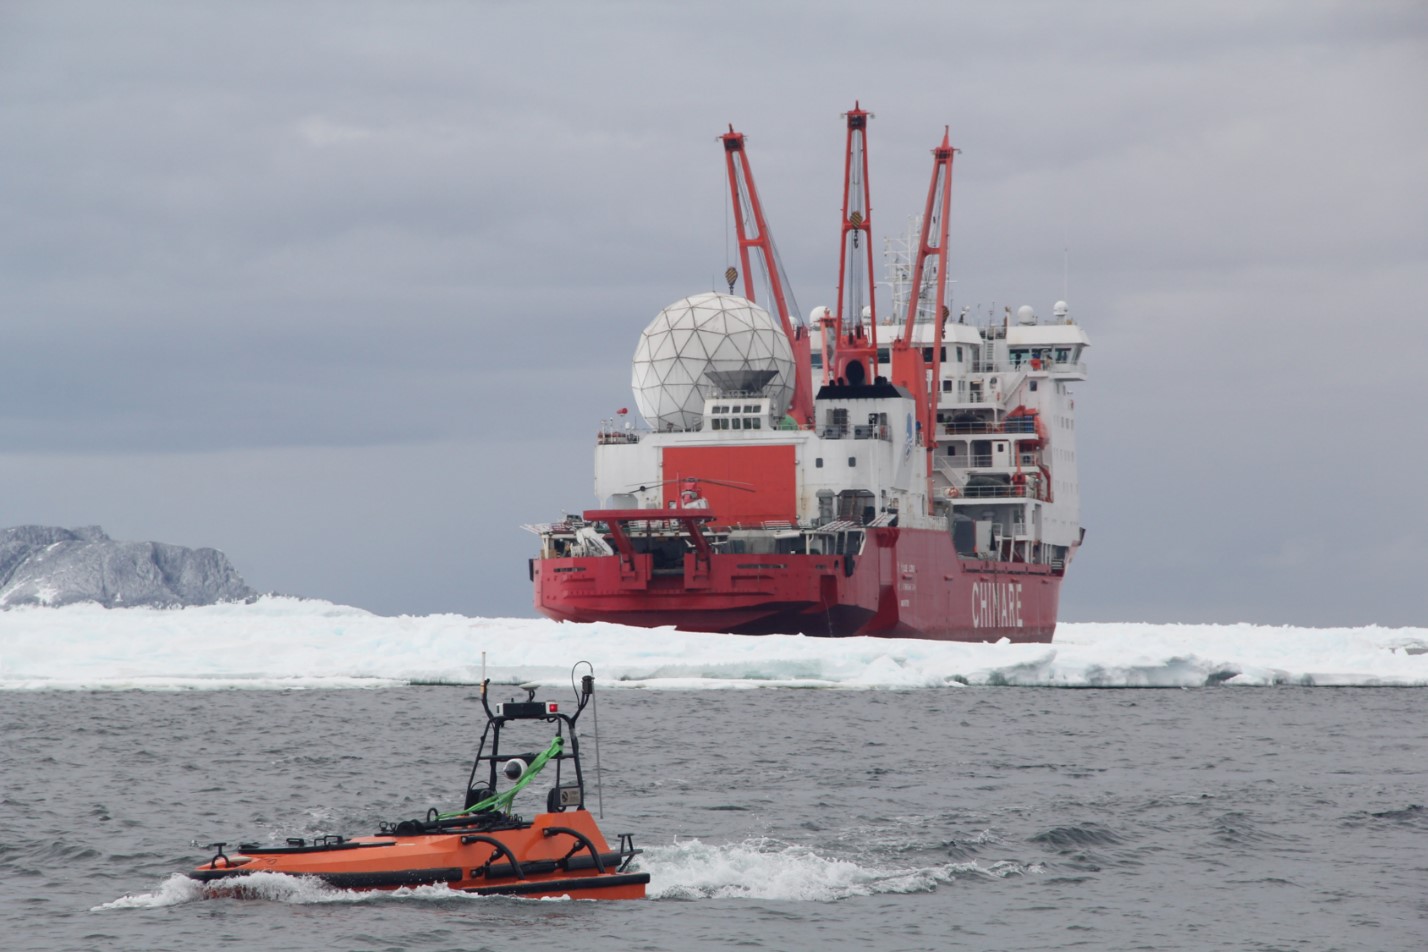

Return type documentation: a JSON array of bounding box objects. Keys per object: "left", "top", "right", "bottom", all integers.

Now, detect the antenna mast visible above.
[{"left": 721, "top": 127, "right": 814, "bottom": 425}]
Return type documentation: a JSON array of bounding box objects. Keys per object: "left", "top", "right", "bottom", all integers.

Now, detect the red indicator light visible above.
[{"left": 547, "top": 702, "right": 558, "bottom": 713}]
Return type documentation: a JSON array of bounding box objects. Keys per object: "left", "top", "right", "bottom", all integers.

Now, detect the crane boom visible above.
[
  {"left": 890, "top": 128, "right": 958, "bottom": 513},
  {"left": 901, "top": 128, "right": 956, "bottom": 350},
  {"left": 827, "top": 102, "right": 880, "bottom": 388},
  {"left": 721, "top": 127, "right": 814, "bottom": 425}
]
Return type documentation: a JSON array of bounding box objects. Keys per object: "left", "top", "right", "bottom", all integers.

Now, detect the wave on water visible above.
[
  {"left": 5, "top": 596, "right": 1426, "bottom": 691},
  {"left": 93, "top": 872, "right": 544, "bottom": 911},
  {"left": 94, "top": 841, "right": 1037, "bottom": 910},
  {"left": 642, "top": 838, "right": 1039, "bottom": 901},
  {"left": 93, "top": 875, "right": 209, "bottom": 910}
]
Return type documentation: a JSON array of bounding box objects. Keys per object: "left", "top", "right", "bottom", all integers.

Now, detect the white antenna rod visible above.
[{"left": 1063, "top": 222, "right": 1070, "bottom": 303}]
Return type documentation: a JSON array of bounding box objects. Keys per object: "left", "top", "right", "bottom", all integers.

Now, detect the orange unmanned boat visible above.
[{"left": 190, "top": 670, "right": 648, "bottom": 899}]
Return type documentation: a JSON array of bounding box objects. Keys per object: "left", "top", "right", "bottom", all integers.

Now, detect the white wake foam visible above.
[
  {"left": 93, "top": 874, "right": 209, "bottom": 910},
  {"left": 93, "top": 872, "right": 519, "bottom": 910},
  {"left": 96, "top": 841, "right": 1018, "bottom": 910},
  {"left": 641, "top": 838, "right": 1039, "bottom": 901}
]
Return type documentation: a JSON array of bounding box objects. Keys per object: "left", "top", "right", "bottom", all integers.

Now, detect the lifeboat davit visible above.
[{"left": 189, "top": 669, "right": 649, "bottom": 900}]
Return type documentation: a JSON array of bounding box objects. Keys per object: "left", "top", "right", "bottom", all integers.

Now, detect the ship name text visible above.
[{"left": 972, "top": 581, "right": 1024, "bottom": 628}]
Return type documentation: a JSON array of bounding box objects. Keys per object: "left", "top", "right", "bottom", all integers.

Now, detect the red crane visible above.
[
  {"left": 720, "top": 127, "right": 815, "bottom": 426},
  {"left": 890, "top": 128, "right": 958, "bottom": 511},
  {"left": 825, "top": 102, "right": 881, "bottom": 388}
]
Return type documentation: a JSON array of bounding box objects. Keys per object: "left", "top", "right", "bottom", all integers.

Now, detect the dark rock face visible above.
[{"left": 0, "top": 526, "right": 256, "bottom": 609}]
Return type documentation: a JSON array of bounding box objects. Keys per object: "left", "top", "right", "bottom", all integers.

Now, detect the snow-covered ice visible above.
[{"left": 2, "top": 596, "right": 1424, "bottom": 690}]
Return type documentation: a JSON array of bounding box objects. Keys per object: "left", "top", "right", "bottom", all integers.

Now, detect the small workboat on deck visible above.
[{"left": 189, "top": 669, "right": 648, "bottom": 900}]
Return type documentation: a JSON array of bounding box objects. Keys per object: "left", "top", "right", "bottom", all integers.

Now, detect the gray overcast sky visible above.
[{"left": 2, "top": 1, "right": 1425, "bottom": 626}]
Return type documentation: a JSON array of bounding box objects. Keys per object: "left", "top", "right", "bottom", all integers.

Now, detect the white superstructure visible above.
[
  {"left": 896, "top": 302, "right": 1088, "bottom": 565},
  {"left": 591, "top": 297, "right": 1087, "bottom": 569}
]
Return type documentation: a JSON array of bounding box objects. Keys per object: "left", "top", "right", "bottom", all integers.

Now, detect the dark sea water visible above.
[{"left": 3, "top": 687, "right": 1425, "bottom": 951}]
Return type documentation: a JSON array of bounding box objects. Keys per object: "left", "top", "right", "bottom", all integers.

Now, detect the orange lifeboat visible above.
[{"left": 189, "top": 669, "right": 648, "bottom": 900}]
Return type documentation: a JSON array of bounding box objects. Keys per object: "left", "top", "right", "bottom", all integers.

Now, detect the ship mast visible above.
[
  {"left": 828, "top": 102, "right": 880, "bottom": 387},
  {"left": 892, "top": 128, "right": 958, "bottom": 513},
  {"left": 720, "top": 127, "right": 815, "bottom": 426}
]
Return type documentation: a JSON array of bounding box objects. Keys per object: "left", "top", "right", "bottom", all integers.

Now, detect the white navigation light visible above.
[{"left": 631, "top": 292, "right": 795, "bottom": 431}]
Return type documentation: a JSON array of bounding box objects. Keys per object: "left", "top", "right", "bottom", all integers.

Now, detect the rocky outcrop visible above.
[{"left": 0, "top": 526, "right": 256, "bottom": 609}]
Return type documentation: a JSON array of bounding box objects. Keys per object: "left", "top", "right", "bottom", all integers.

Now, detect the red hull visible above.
[{"left": 535, "top": 525, "right": 1061, "bottom": 643}]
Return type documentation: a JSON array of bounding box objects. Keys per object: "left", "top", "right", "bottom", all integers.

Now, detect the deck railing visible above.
[
  {"left": 938, "top": 418, "right": 1040, "bottom": 435},
  {"left": 953, "top": 483, "right": 1042, "bottom": 499}
]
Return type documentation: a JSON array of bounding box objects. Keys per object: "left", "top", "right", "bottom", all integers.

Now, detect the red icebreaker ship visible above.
[{"left": 528, "top": 106, "right": 1088, "bottom": 642}]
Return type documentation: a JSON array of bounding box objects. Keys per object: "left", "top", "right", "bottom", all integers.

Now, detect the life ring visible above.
[{"left": 945, "top": 487, "right": 960, "bottom": 498}]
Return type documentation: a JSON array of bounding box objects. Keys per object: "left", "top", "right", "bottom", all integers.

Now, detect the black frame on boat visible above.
[{"left": 463, "top": 676, "right": 592, "bottom": 815}]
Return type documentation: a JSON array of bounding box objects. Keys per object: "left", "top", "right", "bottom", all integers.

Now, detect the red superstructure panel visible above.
[{"left": 661, "top": 444, "right": 796, "bottom": 524}]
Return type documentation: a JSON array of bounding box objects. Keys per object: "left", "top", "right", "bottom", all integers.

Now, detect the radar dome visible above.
[{"left": 631, "top": 292, "right": 794, "bottom": 431}]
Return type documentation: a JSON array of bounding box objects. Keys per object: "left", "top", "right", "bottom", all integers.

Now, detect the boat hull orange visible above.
[{"left": 191, "top": 810, "right": 647, "bottom": 900}]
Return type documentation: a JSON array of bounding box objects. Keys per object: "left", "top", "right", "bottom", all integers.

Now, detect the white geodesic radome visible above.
[{"left": 631, "top": 292, "right": 795, "bottom": 431}]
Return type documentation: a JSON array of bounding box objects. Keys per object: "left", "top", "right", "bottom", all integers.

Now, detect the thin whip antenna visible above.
[
  {"left": 723, "top": 158, "right": 732, "bottom": 292},
  {"left": 592, "top": 685, "right": 603, "bottom": 818}
]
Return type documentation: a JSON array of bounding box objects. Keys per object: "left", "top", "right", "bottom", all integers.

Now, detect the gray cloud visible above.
[{"left": 2, "top": 1, "right": 1424, "bottom": 624}]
